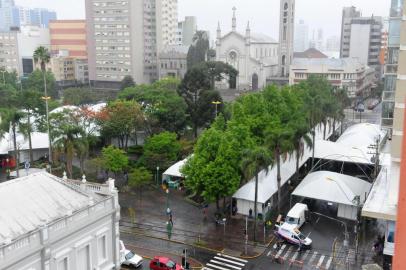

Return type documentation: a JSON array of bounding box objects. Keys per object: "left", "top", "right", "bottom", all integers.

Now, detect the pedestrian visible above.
[
  {"left": 249, "top": 208, "right": 253, "bottom": 218},
  {"left": 169, "top": 213, "right": 173, "bottom": 226}
]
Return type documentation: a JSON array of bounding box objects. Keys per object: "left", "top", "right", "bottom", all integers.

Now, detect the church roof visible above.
[
  {"left": 294, "top": 48, "right": 328, "bottom": 59},
  {"left": 250, "top": 33, "right": 278, "bottom": 43}
]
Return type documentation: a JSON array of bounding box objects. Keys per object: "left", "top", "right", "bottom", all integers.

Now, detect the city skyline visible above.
[{"left": 15, "top": 0, "right": 389, "bottom": 43}]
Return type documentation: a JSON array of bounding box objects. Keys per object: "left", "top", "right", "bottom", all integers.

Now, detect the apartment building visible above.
[
  {"left": 289, "top": 58, "right": 375, "bottom": 98},
  {"left": 86, "top": 0, "right": 178, "bottom": 87},
  {"left": 50, "top": 20, "right": 87, "bottom": 59},
  {"left": 0, "top": 30, "right": 19, "bottom": 73},
  {"left": 176, "top": 16, "right": 197, "bottom": 46},
  {"left": 340, "top": 6, "right": 383, "bottom": 79}
]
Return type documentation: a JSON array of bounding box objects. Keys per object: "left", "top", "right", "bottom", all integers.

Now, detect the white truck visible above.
[
  {"left": 285, "top": 203, "right": 308, "bottom": 228},
  {"left": 120, "top": 240, "right": 143, "bottom": 268}
]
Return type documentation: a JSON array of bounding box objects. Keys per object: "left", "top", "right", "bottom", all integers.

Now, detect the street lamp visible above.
[
  {"left": 166, "top": 189, "right": 171, "bottom": 215},
  {"left": 211, "top": 101, "right": 222, "bottom": 117},
  {"left": 156, "top": 166, "right": 160, "bottom": 185},
  {"left": 222, "top": 218, "right": 226, "bottom": 247}
]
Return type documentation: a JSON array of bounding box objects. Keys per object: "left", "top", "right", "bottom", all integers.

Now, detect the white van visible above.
[
  {"left": 285, "top": 203, "right": 308, "bottom": 228},
  {"left": 120, "top": 240, "right": 143, "bottom": 268}
]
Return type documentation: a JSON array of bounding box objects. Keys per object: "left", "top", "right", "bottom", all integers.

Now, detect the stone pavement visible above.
[{"left": 119, "top": 187, "right": 270, "bottom": 258}]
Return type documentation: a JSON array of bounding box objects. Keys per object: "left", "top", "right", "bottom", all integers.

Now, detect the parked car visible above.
[
  {"left": 285, "top": 203, "right": 308, "bottom": 228},
  {"left": 274, "top": 222, "right": 312, "bottom": 248},
  {"left": 150, "top": 256, "right": 184, "bottom": 270},
  {"left": 119, "top": 240, "right": 143, "bottom": 268}
]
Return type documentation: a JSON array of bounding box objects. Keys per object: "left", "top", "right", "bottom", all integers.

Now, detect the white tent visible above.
[
  {"left": 292, "top": 171, "right": 372, "bottom": 220},
  {"left": 162, "top": 157, "right": 189, "bottom": 180}
]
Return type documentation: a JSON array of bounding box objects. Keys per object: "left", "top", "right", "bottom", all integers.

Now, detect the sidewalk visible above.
[{"left": 119, "top": 188, "right": 270, "bottom": 258}]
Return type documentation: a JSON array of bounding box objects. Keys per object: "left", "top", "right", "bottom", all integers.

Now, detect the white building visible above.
[
  {"left": 176, "top": 16, "right": 197, "bottom": 46},
  {"left": 289, "top": 58, "right": 375, "bottom": 98},
  {"left": 158, "top": 45, "right": 188, "bottom": 80},
  {"left": 0, "top": 172, "right": 121, "bottom": 270},
  {"left": 294, "top": 19, "right": 309, "bottom": 52},
  {"left": 215, "top": 8, "right": 279, "bottom": 90},
  {"left": 86, "top": 0, "right": 178, "bottom": 86}
]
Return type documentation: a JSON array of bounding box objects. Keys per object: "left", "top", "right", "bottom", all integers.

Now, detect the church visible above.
[{"left": 215, "top": 8, "right": 279, "bottom": 90}]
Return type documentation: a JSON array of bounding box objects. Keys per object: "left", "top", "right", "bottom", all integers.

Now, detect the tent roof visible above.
[
  {"left": 0, "top": 132, "right": 49, "bottom": 154},
  {"left": 292, "top": 171, "right": 372, "bottom": 206},
  {"left": 336, "top": 123, "right": 385, "bottom": 150},
  {"left": 162, "top": 157, "right": 189, "bottom": 178},
  {"left": 314, "top": 140, "right": 373, "bottom": 164}
]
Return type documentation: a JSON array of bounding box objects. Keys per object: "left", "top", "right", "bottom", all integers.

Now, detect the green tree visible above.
[
  {"left": 101, "top": 145, "right": 129, "bottom": 177},
  {"left": 63, "top": 87, "right": 94, "bottom": 105},
  {"left": 128, "top": 166, "right": 152, "bottom": 199},
  {"left": 120, "top": 75, "right": 135, "bottom": 91},
  {"left": 98, "top": 100, "right": 144, "bottom": 150},
  {"left": 187, "top": 31, "right": 210, "bottom": 69},
  {"left": 119, "top": 80, "right": 187, "bottom": 135},
  {"left": 240, "top": 147, "right": 272, "bottom": 242},
  {"left": 143, "top": 131, "right": 181, "bottom": 171},
  {"left": 24, "top": 70, "right": 57, "bottom": 98}
]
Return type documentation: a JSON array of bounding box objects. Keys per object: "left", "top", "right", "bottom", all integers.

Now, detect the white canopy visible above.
[
  {"left": 292, "top": 171, "right": 372, "bottom": 206},
  {"left": 162, "top": 157, "right": 189, "bottom": 178},
  {"left": 314, "top": 140, "right": 373, "bottom": 164},
  {"left": 336, "top": 123, "right": 385, "bottom": 150},
  {"left": 0, "top": 132, "right": 49, "bottom": 154}
]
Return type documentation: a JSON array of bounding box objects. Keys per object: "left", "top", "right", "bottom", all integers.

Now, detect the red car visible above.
[{"left": 149, "top": 256, "right": 184, "bottom": 270}]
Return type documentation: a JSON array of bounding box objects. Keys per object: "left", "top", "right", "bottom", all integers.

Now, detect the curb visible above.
[{"left": 120, "top": 229, "right": 269, "bottom": 260}]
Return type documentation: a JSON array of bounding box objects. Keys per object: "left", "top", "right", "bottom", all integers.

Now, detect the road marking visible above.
[
  {"left": 326, "top": 257, "right": 333, "bottom": 269},
  {"left": 267, "top": 250, "right": 272, "bottom": 256},
  {"left": 290, "top": 249, "right": 299, "bottom": 263},
  {"left": 316, "top": 217, "right": 320, "bottom": 223},
  {"left": 301, "top": 249, "right": 310, "bottom": 260},
  {"left": 283, "top": 246, "right": 293, "bottom": 261},
  {"left": 275, "top": 244, "right": 286, "bottom": 259},
  {"left": 206, "top": 263, "right": 230, "bottom": 270},
  {"left": 209, "top": 259, "right": 241, "bottom": 270},
  {"left": 307, "top": 232, "right": 312, "bottom": 238},
  {"left": 309, "top": 251, "right": 318, "bottom": 265},
  {"left": 213, "top": 256, "right": 245, "bottom": 266},
  {"left": 316, "top": 255, "right": 325, "bottom": 268},
  {"left": 216, "top": 253, "right": 248, "bottom": 263}
]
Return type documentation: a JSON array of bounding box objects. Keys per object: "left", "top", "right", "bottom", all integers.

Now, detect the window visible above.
[
  {"left": 77, "top": 245, "right": 91, "bottom": 270},
  {"left": 98, "top": 235, "right": 107, "bottom": 263}
]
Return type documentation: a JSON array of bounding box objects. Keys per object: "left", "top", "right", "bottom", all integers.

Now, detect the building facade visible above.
[
  {"left": 340, "top": 7, "right": 383, "bottom": 78},
  {"left": 176, "top": 16, "right": 197, "bottom": 46},
  {"left": 158, "top": 45, "right": 188, "bottom": 80},
  {"left": 216, "top": 8, "right": 279, "bottom": 90},
  {"left": 86, "top": 0, "right": 178, "bottom": 86},
  {"left": 294, "top": 19, "right": 309, "bottom": 53},
  {"left": 50, "top": 20, "right": 87, "bottom": 59},
  {"left": 278, "top": 0, "right": 295, "bottom": 77},
  {"left": 0, "top": 30, "right": 19, "bottom": 73},
  {"left": 50, "top": 56, "right": 76, "bottom": 82},
  {"left": 0, "top": 0, "right": 16, "bottom": 31},
  {"left": 289, "top": 58, "right": 375, "bottom": 98},
  {"left": 0, "top": 172, "right": 121, "bottom": 270},
  {"left": 75, "top": 59, "right": 89, "bottom": 84}
]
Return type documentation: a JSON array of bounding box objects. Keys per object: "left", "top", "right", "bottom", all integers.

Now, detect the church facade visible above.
[{"left": 215, "top": 8, "right": 279, "bottom": 90}]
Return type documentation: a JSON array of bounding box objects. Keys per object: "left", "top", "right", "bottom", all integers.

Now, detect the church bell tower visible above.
[{"left": 278, "top": 0, "right": 295, "bottom": 77}]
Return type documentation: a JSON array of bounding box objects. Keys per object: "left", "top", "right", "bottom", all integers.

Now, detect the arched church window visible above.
[
  {"left": 284, "top": 2, "right": 288, "bottom": 10},
  {"left": 282, "top": 55, "right": 286, "bottom": 65},
  {"left": 283, "top": 26, "right": 287, "bottom": 41},
  {"left": 229, "top": 51, "right": 237, "bottom": 61}
]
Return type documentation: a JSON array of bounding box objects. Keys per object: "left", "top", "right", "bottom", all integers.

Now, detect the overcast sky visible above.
[{"left": 16, "top": 0, "right": 390, "bottom": 41}]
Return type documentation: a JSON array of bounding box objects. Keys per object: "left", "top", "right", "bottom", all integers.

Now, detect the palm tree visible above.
[
  {"left": 33, "top": 46, "right": 52, "bottom": 164},
  {"left": 265, "top": 122, "right": 295, "bottom": 214},
  {"left": 240, "top": 147, "right": 273, "bottom": 242},
  {"left": 292, "top": 120, "right": 313, "bottom": 183}
]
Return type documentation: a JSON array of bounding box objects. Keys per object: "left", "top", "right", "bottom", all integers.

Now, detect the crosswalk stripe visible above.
[
  {"left": 283, "top": 246, "right": 293, "bottom": 261},
  {"left": 275, "top": 244, "right": 286, "bottom": 259},
  {"left": 216, "top": 253, "right": 248, "bottom": 263},
  {"left": 302, "top": 249, "right": 310, "bottom": 260},
  {"left": 203, "top": 268, "right": 215, "bottom": 270},
  {"left": 316, "top": 255, "right": 325, "bottom": 268},
  {"left": 267, "top": 250, "right": 272, "bottom": 257},
  {"left": 325, "top": 257, "right": 333, "bottom": 269},
  {"left": 206, "top": 263, "right": 231, "bottom": 270},
  {"left": 290, "top": 249, "right": 299, "bottom": 262},
  {"left": 309, "top": 251, "right": 318, "bottom": 264},
  {"left": 213, "top": 256, "right": 245, "bottom": 266},
  {"left": 210, "top": 259, "right": 241, "bottom": 270}
]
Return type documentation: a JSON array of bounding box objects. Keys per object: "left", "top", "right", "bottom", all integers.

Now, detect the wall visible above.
[{"left": 349, "top": 24, "right": 371, "bottom": 65}]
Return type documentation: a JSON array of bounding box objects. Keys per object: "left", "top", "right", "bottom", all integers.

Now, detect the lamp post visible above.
[
  {"left": 166, "top": 188, "right": 171, "bottom": 215},
  {"left": 1, "top": 69, "right": 6, "bottom": 85},
  {"left": 156, "top": 166, "right": 160, "bottom": 185},
  {"left": 211, "top": 101, "right": 222, "bottom": 117},
  {"left": 41, "top": 95, "right": 52, "bottom": 169}
]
